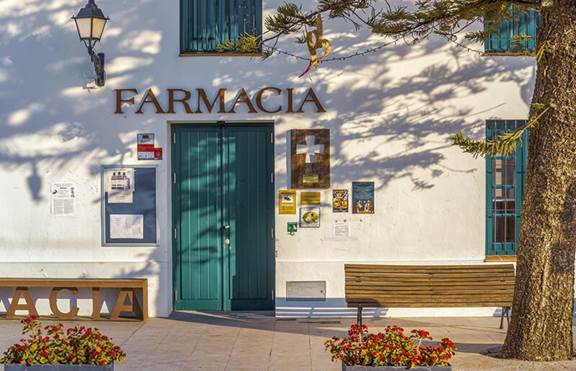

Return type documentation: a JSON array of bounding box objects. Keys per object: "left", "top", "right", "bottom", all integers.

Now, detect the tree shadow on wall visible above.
[
  {"left": 0, "top": 0, "right": 535, "bottom": 198},
  {"left": 0, "top": 0, "right": 536, "bottom": 319}
]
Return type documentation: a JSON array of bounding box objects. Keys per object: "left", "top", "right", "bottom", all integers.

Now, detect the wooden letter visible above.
[
  {"left": 286, "top": 88, "right": 295, "bottom": 113},
  {"left": 111, "top": 289, "right": 143, "bottom": 320},
  {"left": 297, "top": 88, "right": 326, "bottom": 113},
  {"left": 92, "top": 287, "right": 101, "bottom": 320},
  {"left": 255, "top": 87, "right": 282, "bottom": 113},
  {"left": 197, "top": 88, "right": 227, "bottom": 113},
  {"left": 136, "top": 88, "right": 167, "bottom": 114},
  {"left": 49, "top": 288, "right": 79, "bottom": 319},
  {"left": 115, "top": 89, "right": 139, "bottom": 114},
  {"left": 7, "top": 288, "right": 38, "bottom": 319},
  {"left": 228, "top": 88, "right": 257, "bottom": 113},
  {"left": 167, "top": 89, "right": 193, "bottom": 114}
]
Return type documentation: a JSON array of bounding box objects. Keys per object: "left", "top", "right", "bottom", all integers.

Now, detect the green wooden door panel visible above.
[
  {"left": 173, "top": 123, "right": 274, "bottom": 311},
  {"left": 173, "top": 126, "right": 223, "bottom": 310},
  {"left": 224, "top": 126, "right": 274, "bottom": 310}
]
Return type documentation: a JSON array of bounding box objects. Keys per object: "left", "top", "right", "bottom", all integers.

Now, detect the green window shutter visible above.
[
  {"left": 485, "top": 120, "right": 528, "bottom": 256},
  {"left": 180, "top": 0, "right": 262, "bottom": 53},
  {"left": 484, "top": 6, "right": 541, "bottom": 53}
]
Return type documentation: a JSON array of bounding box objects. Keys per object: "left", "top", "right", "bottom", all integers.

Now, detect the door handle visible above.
[{"left": 223, "top": 224, "right": 230, "bottom": 231}]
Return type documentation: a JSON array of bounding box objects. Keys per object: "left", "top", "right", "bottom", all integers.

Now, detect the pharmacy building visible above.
[{"left": 0, "top": 0, "right": 541, "bottom": 319}]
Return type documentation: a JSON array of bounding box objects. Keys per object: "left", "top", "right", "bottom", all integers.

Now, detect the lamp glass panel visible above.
[
  {"left": 75, "top": 18, "right": 93, "bottom": 40},
  {"left": 91, "top": 18, "right": 107, "bottom": 40}
]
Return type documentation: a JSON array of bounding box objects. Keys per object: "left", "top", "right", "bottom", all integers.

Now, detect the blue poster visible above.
[{"left": 352, "top": 182, "right": 374, "bottom": 214}]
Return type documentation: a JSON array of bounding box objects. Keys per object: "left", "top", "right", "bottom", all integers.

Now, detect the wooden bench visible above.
[
  {"left": 0, "top": 278, "right": 148, "bottom": 321},
  {"left": 345, "top": 264, "right": 514, "bottom": 329}
]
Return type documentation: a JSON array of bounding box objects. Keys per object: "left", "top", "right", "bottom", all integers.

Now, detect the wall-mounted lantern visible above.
[{"left": 72, "top": 0, "right": 109, "bottom": 87}]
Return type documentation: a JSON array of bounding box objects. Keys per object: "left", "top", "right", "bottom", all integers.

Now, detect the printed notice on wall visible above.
[
  {"left": 333, "top": 219, "right": 350, "bottom": 238},
  {"left": 104, "top": 168, "right": 135, "bottom": 204},
  {"left": 109, "top": 214, "right": 144, "bottom": 239},
  {"left": 51, "top": 183, "right": 75, "bottom": 216}
]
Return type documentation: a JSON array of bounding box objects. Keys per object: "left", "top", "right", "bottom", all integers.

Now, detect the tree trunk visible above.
[{"left": 502, "top": 0, "right": 576, "bottom": 361}]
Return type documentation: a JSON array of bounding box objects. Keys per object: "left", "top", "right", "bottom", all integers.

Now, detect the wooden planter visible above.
[
  {"left": 4, "top": 365, "right": 114, "bottom": 371},
  {"left": 342, "top": 364, "right": 451, "bottom": 371}
]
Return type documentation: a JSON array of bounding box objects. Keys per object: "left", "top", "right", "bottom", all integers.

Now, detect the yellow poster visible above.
[
  {"left": 300, "top": 191, "right": 321, "bottom": 205},
  {"left": 278, "top": 190, "right": 297, "bottom": 214}
]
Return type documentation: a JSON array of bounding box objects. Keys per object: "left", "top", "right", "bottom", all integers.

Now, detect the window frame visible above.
[
  {"left": 483, "top": 6, "right": 541, "bottom": 55},
  {"left": 179, "top": 0, "right": 263, "bottom": 56},
  {"left": 485, "top": 120, "right": 528, "bottom": 257}
]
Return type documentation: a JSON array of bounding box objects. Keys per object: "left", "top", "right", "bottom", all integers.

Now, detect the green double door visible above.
[{"left": 172, "top": 123, "right": 275, "bottom": 311}]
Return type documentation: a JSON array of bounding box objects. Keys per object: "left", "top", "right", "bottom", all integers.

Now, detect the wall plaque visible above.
[
  {"left": 291, "top": 129, "right": 330, "bottom": 189},
  {"left": 300, "top": 191, "right": 321, "bottom": 205}
]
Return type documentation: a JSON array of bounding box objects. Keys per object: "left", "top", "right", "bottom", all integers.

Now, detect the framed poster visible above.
[
  {"left": 101, "top": 165, "right": 158, "bottom": 246},
  {"left": 279, "top": 190, "right": 297, "bottom": 214},
  {"left": 299, "top": 206, "right": 320, "bottom": 228},
  {"left": 352, "top": 182, "right": 375, "bottom": 214},
  {"left": 332, "top": 189, "right": 349, "bottom": 212}
]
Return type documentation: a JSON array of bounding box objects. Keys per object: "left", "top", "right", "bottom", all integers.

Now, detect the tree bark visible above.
[{"left": 502, "top": 0, "right": 576, "bottom": 361}]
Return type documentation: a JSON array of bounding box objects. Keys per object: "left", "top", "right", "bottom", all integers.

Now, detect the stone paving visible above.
[{"left": 1, "top": 313, "right": 576, "bottom": 370}]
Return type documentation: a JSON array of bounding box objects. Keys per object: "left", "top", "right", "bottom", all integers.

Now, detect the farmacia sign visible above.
[{"left": 115, "top": 87, "right": 325, "bottom": 115}]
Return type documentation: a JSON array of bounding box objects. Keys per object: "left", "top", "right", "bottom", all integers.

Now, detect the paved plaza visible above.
[{"left": 1, "top": 313, "right": 575, "bottom": 370}]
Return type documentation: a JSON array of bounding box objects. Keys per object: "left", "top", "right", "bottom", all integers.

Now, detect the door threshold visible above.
[{"left": 172, "top": 310, "right": 275, "bottom": 318}]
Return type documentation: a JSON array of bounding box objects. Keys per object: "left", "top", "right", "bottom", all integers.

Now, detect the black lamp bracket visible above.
[{"left": 87, "top": 46, "right": 105, "bottom": 87}]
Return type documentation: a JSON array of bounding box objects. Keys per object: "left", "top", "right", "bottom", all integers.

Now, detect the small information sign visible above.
[{"left": 278, "top": 190, "right": 297, "bottom": 214}]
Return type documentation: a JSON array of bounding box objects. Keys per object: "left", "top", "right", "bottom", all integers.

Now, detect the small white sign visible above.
[
  {"left": 110, "top": 214, "right": 144, "bottom": 239},
  {"left": 333, "top": 219, "right": 350, "bottom": 238},
  {"left": 51, "top": 183, "right": 75, "bottom": 216}
]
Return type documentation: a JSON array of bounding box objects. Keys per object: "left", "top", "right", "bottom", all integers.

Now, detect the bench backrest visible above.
[{"left": 345, "top": 264, "right": 515, "bottom": 308}]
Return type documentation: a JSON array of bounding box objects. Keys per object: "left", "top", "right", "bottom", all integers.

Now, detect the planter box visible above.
[
  {"left": 4, "top": 365, "right": 113, "bottom": 371},
  {"left": 342, "top": 364, "right": 451, "bottom": 371}
]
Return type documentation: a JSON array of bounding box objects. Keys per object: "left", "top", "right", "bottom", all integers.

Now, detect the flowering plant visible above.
[
  {"left": 0, "top": 316, "right": 126, "bottom": 366},
  {"left": 325, "top": 324, "right": 455, "bottom": 368}
]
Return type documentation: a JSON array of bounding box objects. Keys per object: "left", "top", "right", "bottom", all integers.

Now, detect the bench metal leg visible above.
[
  {"left": 499, "top": 306, "right": 511, "bottom": 329},
  {"left": 356, "top": 305, "right": 363, "bottom": 328}
]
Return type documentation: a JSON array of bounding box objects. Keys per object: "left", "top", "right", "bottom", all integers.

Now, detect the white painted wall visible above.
[{"left": 0, "top": 0, "right": 535, "bottom": 317}]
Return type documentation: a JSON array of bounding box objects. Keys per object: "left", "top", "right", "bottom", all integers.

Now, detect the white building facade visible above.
[{"left": 0, "top": 0, "right": 538, "bottom": 317}]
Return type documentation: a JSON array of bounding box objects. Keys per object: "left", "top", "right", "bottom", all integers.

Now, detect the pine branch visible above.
[{"left": 453, "top": 104, "right": 551, "bottom": 157}]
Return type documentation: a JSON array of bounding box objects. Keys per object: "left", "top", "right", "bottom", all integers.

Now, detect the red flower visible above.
[{"left": 324, "top": 324, "right": 456, "bottom": 368}]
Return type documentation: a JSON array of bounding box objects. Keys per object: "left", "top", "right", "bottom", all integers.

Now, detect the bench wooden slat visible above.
[
  {"left": 345, "top": 265, "right": 513, "bottom": 271},
  {"left": 347, "top": 302, "right": 512, "bottom": 308},
  {"left": 346, "top": 282, "right": 514, "bottom": 290},
  {"left": 346, "top": 272, "right": 514, "bottom": 277},
  {"left": 345, "top": 289, "right": 514, "bottom": 296}
]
